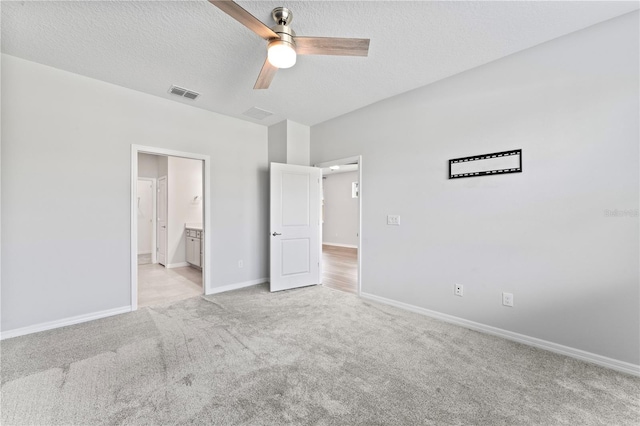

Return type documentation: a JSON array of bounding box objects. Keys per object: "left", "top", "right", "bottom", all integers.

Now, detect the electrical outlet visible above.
[
  {"left": 502, "top": 292, "right": 514, "bottom": 307},
  {"left": 454, "top": 284, "right": 463, "bottom": 297},
  {"left": 387, "top": 215, "right": 401, "bottom": 225},
  {"left": 238, "top": 260, "right": 243, "bottom": 268}
]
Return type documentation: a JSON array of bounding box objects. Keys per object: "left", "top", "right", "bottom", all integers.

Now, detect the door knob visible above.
[{"left": 272, "top": 232, "right": 281, "bottom": 237}]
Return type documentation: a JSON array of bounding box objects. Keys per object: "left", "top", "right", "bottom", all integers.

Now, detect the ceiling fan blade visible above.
[
  {"left": 208, "top": 0, "right": 279, "bottom": 40},
  {"left": 254, "top": 58, "right": 278, "bottom": 90},
  {"left": 294, "top": 37, "right": 370, "bottom": 56}
]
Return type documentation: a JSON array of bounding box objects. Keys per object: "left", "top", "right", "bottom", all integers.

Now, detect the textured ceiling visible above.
[{"left": 2, "top": 1, "right": 638, "bottom": 126}]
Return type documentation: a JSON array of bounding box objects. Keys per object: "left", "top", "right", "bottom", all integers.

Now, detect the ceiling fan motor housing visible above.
[{"left": 269, "top": 24, "right": 296, "bottom": 49}]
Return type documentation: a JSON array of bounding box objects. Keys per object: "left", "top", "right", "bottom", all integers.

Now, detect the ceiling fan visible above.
[{"left": 208, "top": 0, "right": 370, "bottom": 89}]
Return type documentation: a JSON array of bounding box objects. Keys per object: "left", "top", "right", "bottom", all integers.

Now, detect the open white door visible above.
[
  {"left": 157, "top": 176, "right": 168, "bottom": 266},
  {"left": 270, "top": 163, "right": 321, "bottom": 292}
]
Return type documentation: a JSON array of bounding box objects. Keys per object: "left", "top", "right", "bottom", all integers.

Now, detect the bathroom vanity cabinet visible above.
[{"left": 185, "top": 228, "right": 202, "bottom": 268}]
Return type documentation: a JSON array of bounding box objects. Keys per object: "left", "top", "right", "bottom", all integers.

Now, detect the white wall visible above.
[
  {"left": 267, "top": 120, "right": 310, "bottom": 166},
  {"left": 311, "top": 13, "right": 639, "bottom": 366},
  {"left": 268, "top": 121, "right": 287, "bottom": 164},
  {"left": 323, "top": 171, "right": 359, "bottom": 247},
  {"left": 286, "top": 120, "right": 310, "bottom": 166},
  {"left": 138, "top": 153, "right": 159, "bottom": 179},
  {"left": 167, "top": 156, "right": 203, "bottom": 266},
  {"left": 157, "top": 155, "right": 168, "bottom": 178},
  {"left": 1, "top": 54, "right": 268, "bottom": 332}
]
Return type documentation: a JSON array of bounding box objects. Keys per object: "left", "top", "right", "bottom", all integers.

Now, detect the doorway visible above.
[
  {"left": 131, "top": 145, "right": 211, "bottom": 311},
  {"left": 315, "top": 156, "right": 362, "bottom": 295}
]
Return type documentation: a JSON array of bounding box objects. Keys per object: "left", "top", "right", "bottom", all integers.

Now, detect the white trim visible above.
[
  {"left": 0, "top": 306, "right": 131, "bottom": 340},
  {"left": 314, "top": 155, "right": 363, "bottom": 296},
  {"left": 131, "top": 147, "right": 138, "bottom": 309},
  {"left": 207, "top": 278, "right": 268, "bottom": 295},
  {"left": 131, "top": 145, "right": 212, "bottom": 311},
  {"left": 315, "top": 155, "right": 360, "bottom": 167},
  {"left": 166, "top": 262, "right": 190, "bottom": 269},
  {"left": 357, "top": 156, "right": 362, "bottom": 296},
  {"left": 322, "top": 242, "right": 358, "bottom": 249},
  {"left": 360, "top": 292, "right": 640, "bottom": 377}
]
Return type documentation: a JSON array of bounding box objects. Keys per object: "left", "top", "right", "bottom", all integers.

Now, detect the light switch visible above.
[{"left": 387, "top": 215, "right": 400, "bottom": 225}]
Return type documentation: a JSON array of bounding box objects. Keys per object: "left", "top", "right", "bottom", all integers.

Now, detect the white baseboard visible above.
[
  {"left": 360, "top": 292, "right": 640, "bottom": 377},
  {"left": 322, "top": 242, "right": 358, "bottom": 249},
  {"left": 207, "top": 278, "right": 268, "bottom": 295},
  {"left": 166, "top": 262, "right": 189, "bottom": 269},
  {"left": 0, "top": 306, "right": 132, "bottom": 341}
]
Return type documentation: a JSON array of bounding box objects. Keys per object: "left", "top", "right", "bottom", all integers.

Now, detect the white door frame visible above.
[
  {"left": 313, "top": 155, "right": 363, "bottom": 296},
  {"left": 137, "top": 177, "right": 157, "bottom": 264},
  {"left": 131, "top": 145, "right": 211, "bottom": 311}
]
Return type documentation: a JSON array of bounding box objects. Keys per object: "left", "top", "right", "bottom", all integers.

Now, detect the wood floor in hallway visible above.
[{"left": 322, "top": 244, "right": 357, "bottom": 294}]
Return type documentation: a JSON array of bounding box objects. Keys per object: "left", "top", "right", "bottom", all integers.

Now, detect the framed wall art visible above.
[{"left": 449, "top": 149, "right": 522, "bottom": 179}]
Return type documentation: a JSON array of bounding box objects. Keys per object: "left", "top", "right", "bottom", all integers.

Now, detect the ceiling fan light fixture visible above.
[
  {"left": 268, "top": 39, "right": 296, "bottom": 69},
  {"left": 207, "top": 1, "right": 370, "bottom": 89}
]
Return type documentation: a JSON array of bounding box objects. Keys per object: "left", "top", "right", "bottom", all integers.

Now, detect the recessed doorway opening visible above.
[
  {"left": 131, "top": 145, "right": 211, "bottom": 311},
  {"left": 315, "top": 156, "right": 362, "bottom": 295}
]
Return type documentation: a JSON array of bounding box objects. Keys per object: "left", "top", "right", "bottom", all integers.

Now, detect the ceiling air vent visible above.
[
  {"left": 243, "top": 107, "right": 274, "bottom": 120},
  {"left": 169, "top": 85, "right": 200, "bottom": 100}
]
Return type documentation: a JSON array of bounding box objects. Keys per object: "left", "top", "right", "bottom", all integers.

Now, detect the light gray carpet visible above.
[{"left": 1, "top": 284, "right": 639, "bottom": 425}]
